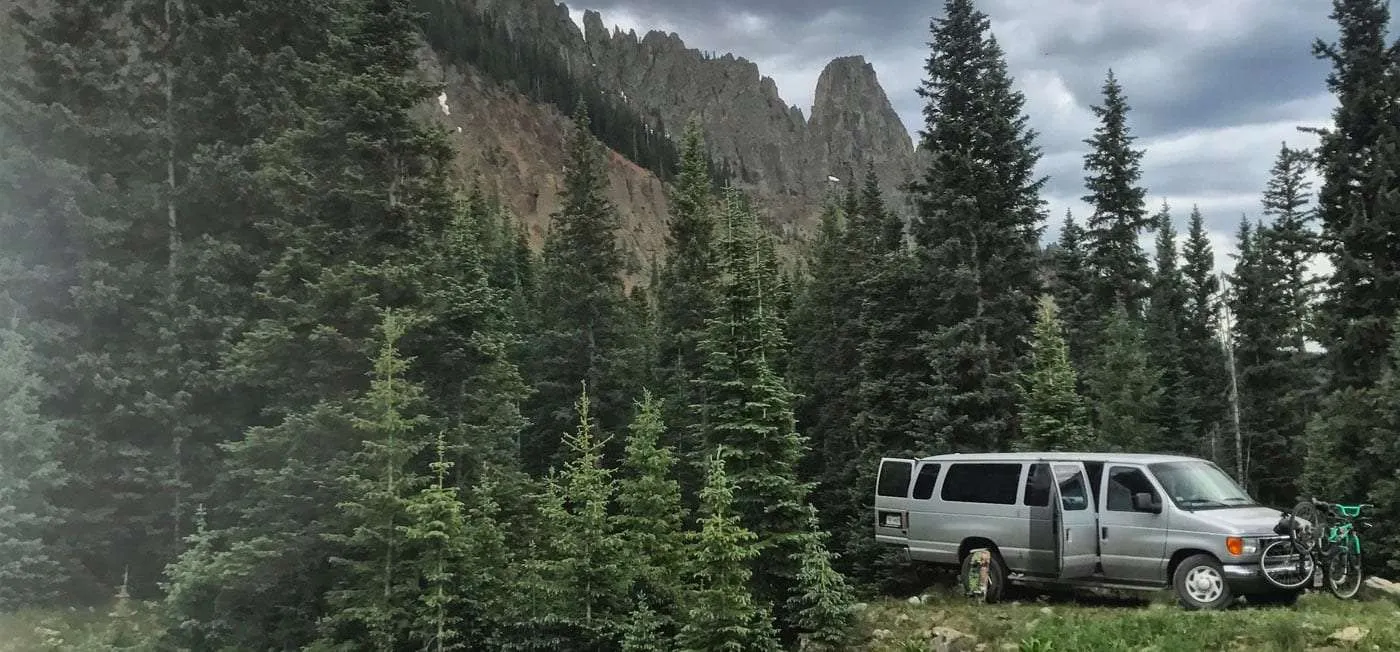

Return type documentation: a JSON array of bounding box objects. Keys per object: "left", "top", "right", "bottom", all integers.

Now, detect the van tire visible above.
[
  {"left": 959, "top": 549, "right": 1007, "bottom": 603},
  {"left": 1172, "top": 554, "right": 1232, "bottom": 610}
]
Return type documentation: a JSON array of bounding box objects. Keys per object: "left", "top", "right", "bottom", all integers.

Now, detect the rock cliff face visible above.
[
  {"left": 413, "top": 41, "right": 673, "bottom": 288},
  {"left": 455, "top": 0, "right": 918, "bottom": 233}
]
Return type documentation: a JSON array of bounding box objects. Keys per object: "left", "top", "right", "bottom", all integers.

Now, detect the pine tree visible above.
[
  {"left": 1310, "top": 0, "right": 1400, "bottom": 389},
  {"left": 1360, "top": 314, "right": 1400, "bottom": 572},
  {"left": 1082, "top": 70, "right": 1152, "bottom": 319},
  {"left": 527, "top": 386, "right": 633, "bottom": 647},
  {"left": 316, "top": 308, "right": 436, "bottom": 650},
  {"left": 525, "top": 104, "right": 642, "bottom": 472},
  {"left": 1229, "top": 217, "right": 1306, "bottom": 503},
  {"left": 1260, "top": 143, "right": 1319, "bottom": 352},
  {"left": 673, "top": 450, "right": 781, "bottom": 652},
  {"left": 1016, "top": 295, "right": 1094, "bottom": 451},
  {"left": 0, "top": 323, "right": 66, "bottom": 610},
  {"left": 785, "top": 508, "right": 859, "bottom": 651},
  {"left": 160, "top": 0, "right": 465, "bottom": 643},
  {"left": 694, "top": 186, "right": 836, "bottom": 636},
  {"left": 909, "top": 0, "right": 1047, "bottom": 454},
  {"left": 1179, "top": 206, "right": 1229, "bottom": 461},
  {"left": 1086, "top": 304, "right": 1163, "bottom": 451},
  {"left": 1047, "top": 210, "right": 1095, "bottom": 371},
  {"left": 402, "top": 435, "right": 473, "bottom": 652},
  {"left": 615, "top": 391, "right": 687, "bottom": 611},
  {"left": 2, "top": 0, "right": 201, "bottom": 598},
  {"left": 656, "top": 118, "right": 718, "bottom": 451},
  {"left": 789, "top": 189, "right": 863, "bottom": 530},
  {"left": 1145, "top": 203, "right": 1189, "bottom": 450}
]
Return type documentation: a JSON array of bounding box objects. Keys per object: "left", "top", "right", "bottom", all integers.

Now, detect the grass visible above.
[
  {"left": 855, "top": 583, "right": 1400, "bottom": 651},
  {"left": 0, "top": 599, "right": 161, "bottom": 651},
  {"left": 4, "top": 586, "right": 1398, "bottom": 651}
]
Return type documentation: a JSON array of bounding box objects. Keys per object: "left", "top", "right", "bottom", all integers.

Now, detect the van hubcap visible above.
[{"left": 1185, "top": 566, "right": 1224, "bottom": 603}]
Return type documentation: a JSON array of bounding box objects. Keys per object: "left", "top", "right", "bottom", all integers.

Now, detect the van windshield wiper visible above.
[{"left": 1177, "top": 498, "right": 1228, "bottom": 509}]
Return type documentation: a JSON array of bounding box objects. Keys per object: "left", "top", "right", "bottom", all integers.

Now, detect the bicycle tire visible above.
[
  {"left": 1324, "top": 535, "right": 1363, "bottom": 599},
  {"left": 1291, "top": 501, "right": 1323, "bottom": 550},
  {"left": 1259, "top": 538, "right": 1314, "bottom": 590}
]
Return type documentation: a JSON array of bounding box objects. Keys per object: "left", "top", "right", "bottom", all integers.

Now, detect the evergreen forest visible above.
[{"left": 1, "top": 0, "right": 1399, "bottom": 649}]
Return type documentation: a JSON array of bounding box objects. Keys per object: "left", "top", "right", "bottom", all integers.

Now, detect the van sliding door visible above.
[{"left": 1053, "top": 463, "right": 1097, "bottom": 578}]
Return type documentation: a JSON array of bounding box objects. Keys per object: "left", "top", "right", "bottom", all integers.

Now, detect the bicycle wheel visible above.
[
  {"left": 1259, "top": 539, "right": 1314, "bottom": 589},
  {"left": 1290, "top": 501, "right": 1322, "bottom": 551},
  {"left": 1324, "top": 536, "right": 1363, "bottom": 599}
]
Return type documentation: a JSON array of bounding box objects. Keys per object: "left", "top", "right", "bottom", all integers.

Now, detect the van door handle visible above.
[{"left": 1101, "top": 527, "right": 1108, "bottom": 540}]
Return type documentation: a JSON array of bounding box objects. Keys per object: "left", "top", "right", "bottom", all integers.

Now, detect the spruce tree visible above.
[
  {"left": 402, "top": 438, "right": 471, "bottom": 651},
  {"left": 1179, "top": 206, "right": 1229, "bottom": 461},
  {"left": 0, "top": 324, "right": 66, "bottom": 610},
  {"left": 1310, "top": 0, "right": 1400, "bottom": 389},
  {"left": 694, "top": 186, "right": 842, "bottom": 636},
  {"left": 1086, "top": 304, "right": 1163, "bottom": 451},
  {"left": 1228, "top": 218, "right": 1303, "bottom": 503},
  {"left": 673, "top": 450, "right": 781, "bottom": 652},
  {"left": 525, "top": 104, "right": 642, "bottom": 472},
  {"left": 909, "top": 0, "right": 1047, "bottom": 454},
  {"left": 656, "top": 118, "right": 718, "bottom": 447},
  {"left": 2, "top": 0, "right": 200, "bottom": 598},
  {"left": 615, "top": 391, "right": 688, "bottom": 612},
  {"left": 1260, "top": 143, "right": 1319, "bottom": 352},
  {"left": 785, "top": 508, "right": 859, "bottom": 651},
  {"left": 789, "top": 190, "right": 862, "bottom": 528},
  {"left": 1016, "top": 295, "right": 1094, "bottom": 451},
  {"left": 1047, "top": 210, "right": 1095, "bottom": 371},
  {"left": 528, "top": 386, "right": 633, "bottom": 646},
  {"left": 316, "top": 308, "right": 436, "bottom": 650},
  {"left": 160, "top": 0, "right": 465, "bottom": 643},
  {"left": 1360, "top": 314, "right": 1400, "bottom": 572},
  {"left": 1145, "top": 203, "right": 1189, "bottom": 449},
  {"left": 1082, "top": 70, "right": 1152, "bottom": 319}
]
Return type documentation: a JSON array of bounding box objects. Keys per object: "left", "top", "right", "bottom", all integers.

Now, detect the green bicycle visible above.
[{"left": 1259, "top": 498, "right": 1372, "bottom": 598}]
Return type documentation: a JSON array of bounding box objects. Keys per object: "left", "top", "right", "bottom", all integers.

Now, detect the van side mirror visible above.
[{"left": 1132, "top": 492, "right": 1161, "bottom": 514}]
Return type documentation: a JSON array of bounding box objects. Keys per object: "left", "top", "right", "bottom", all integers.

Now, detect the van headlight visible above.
[{"left": 1226, "top": 536, "right": 1257, "bottom": 556}]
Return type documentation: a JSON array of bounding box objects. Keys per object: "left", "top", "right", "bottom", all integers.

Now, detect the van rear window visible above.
[
  {"left": 877, "top": 460, "right": 913, "bottom": 497},
  {"left": 940, "top": 463, "right": 1021, "bottom": 504}
]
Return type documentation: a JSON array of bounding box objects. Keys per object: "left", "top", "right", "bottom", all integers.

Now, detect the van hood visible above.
[{"left": 1183, "top": 506, "right": 1284, "bottom": 536}]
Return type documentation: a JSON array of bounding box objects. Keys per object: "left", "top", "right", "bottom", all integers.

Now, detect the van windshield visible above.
[{"left": 1148, "top": 461, "right": 1257, "bottom": 510}]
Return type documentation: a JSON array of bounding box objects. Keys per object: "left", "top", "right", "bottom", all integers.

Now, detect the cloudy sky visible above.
[{"left": 563, "top": 0, "right": 1392, "bottom": 273}]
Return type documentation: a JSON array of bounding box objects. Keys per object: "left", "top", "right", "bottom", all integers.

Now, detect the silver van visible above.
[{"left": 873, "top": 452, "right": 1291, "bottom": 609}]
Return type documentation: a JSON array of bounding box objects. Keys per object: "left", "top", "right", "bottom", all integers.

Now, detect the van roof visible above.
[{"left": 915, "top": 451, "right": 1205, "bottom": 464}]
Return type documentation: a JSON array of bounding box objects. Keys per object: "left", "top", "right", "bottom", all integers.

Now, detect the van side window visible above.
[
  {"left": 1056, "top": 467, "right": 1089, "bottom": 511},
  {"left": 877, "top": 460, "right": 913, "bottom": 497},
  {"left": 1022, "top": 463, "right": 1050, "bottom": 506},
  {"left": 940, "top": 463, "right": 1020, "bottom": 504},
  {"left": 911, "top": 463, "right": 941, "bottom": 499},
  {"left": 1106, "top": 466, "right": 1157, "bottom": 512}
]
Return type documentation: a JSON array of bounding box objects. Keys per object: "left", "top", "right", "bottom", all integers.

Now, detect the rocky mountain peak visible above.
[{"left": 809, "top": 55, "right": 916, "bottom": 199}]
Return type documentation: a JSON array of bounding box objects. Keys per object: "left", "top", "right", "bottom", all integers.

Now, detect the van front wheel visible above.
[{"left": 1172, "top": 554, "right": 1233, "bottom": 610}]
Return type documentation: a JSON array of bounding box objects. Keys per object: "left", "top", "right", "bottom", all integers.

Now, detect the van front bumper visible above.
[{"left": 1221, "top": 562, "right": 1278, "bottom": 594}]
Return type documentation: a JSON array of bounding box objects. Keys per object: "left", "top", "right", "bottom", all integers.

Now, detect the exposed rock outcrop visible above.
[
  {"left": 414, "top": 41, "right": 672, "bottom": 287},
  {"left": 454, "top": 0, "right": 918, "bottom": 236},
  {"left": 809, "top": 55, "right": 918, "bottom": 204}
]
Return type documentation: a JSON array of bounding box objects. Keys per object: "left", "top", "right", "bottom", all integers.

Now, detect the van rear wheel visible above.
[
  {"left": 959, "top": 548, "right": 1007, "bottom": 603},
  {"left": 1172, "top": 554, "right": 1233, "bottom": 610}
]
